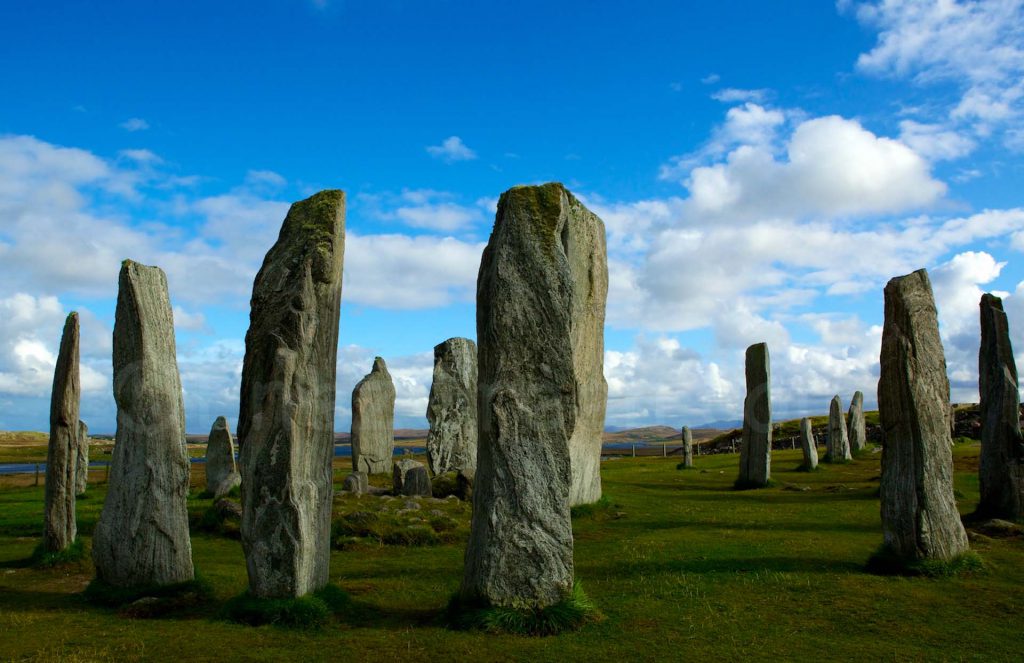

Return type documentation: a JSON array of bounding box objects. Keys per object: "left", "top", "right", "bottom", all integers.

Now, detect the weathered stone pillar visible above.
[
  {"left": 681, "top": 426, "right": 694, "bottom": 468},
  {"left": 44, "top": 312, "right": 79, "bottom": 552},
  {"left": 426, "top": 338, "right": 477, "bottom": 476},
  {"left": 825, "top": 395, "right": 852, "bottom": 462},
  {"left": 877, "top": 269, "right": 968, "bottom": 563},
  {"left": 75, "top": 420, "right": 89, "bottom": 496},
  {"left": 238, "top": 191, "right": 345, "bottom": 599},
  {"left": 93, "top": 261, "right": 193, "bottom": 587},
  {"left": 737, "top": 342, "right": 771, "bottom": 488},
  {"left": 205, "top": 416, "right": 239, "bottom": 497},
  {"left": 799, "top": 417, "right": 818, "bottom": 470},
  {"left": 351, "top": 356, "right": 396, "bottom": 475},
  {"left": 847, "top": 391, "right": 867, "bottom": 454}
]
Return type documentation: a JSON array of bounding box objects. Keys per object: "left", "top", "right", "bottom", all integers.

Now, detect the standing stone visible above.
[
  {"left": 351, "top": 357, "right": 396, "bottom": 475},
  {"left": 977, "top": 293, "right": 1024, "bottom": 520},
  {"left": 44, "top": 312, "right": 79, "bottom": 553},
  {"left": 93, "top": 261, "right": 193, "bottom": 587},
  {"left": 878, "top": 269, "right": 968, "bottom": 562},
  {"left": 461, "top": 183, "right": 590, "bottom": 609},
  {"left": 681, "top": 426, "right": 694, "bottom": 469},
  {"left": 426, "top": 338, "right": 478, "bottom": 476},
  {"left": 799, "top": 417, "right": 818, "bottom": 470},
  {"left": 205, "top": 416, "right": 238, "bottom": 495},
  {"left": 342, "top": 471, "right": 368, "bottom": 495},
  {"left": 393, "top": 458, "right": 431, "bottom": 497},
  {"left": 737, "top": 342, "right": 772, "bottom": 488},
  {"left": 847, "top": 391, "right": 867, "bottom": 454},
  {"left": 825, "top": 395, "right": 852, "bottom": 462},
  {"left": 75, "top": 420, "right": 89, "bottom": 496},
  {"left": 238, "top": 190, "right": 345, "bottom": 599}
]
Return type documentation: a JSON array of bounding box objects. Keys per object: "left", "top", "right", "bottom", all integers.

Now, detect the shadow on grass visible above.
[{"left": 597, "top": 554, "right": 865, "bottom": 578}]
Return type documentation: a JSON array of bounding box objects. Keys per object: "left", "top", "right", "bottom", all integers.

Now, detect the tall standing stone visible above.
[
  {"left": 825, "top": 395, "right": 852, "bottom": 462},
  {"left": 205, "top": 416, "right": 238, "bottom": 495},
  {"left": 737, "top": 342, "right": 772, "bottom": 488},
  {"left": 426, "top": 338, "right": 478, "bottom": 476},
  {"left": 75, "top": 420, "right": 89, "bottom": 496},
  {"left": 977, "top": 293, "right": 1024, "bottom": 520},
  {"left": 44, "top": 312, "right": 79, "bottom": 553},
  {"left": 799, "top": 417, "right": 818, "bottom": 470},
  {"left": 877, "top": 269, "right": 968, "bottom": 562},
  {"left": 681, "top": 426, "right": 694, "bottom": 469},
  {"left": 847, "top": 391, "right": 867, "bottom": 454},
  {"left": 461, "top": 183, "right": 595, "bottom": 609},
  {"left": 351, "top": 357, "right": 396, "bottom": 475},
  {"left": 238, "top": 190, "right": 345, "bottom": 599},
  {"left": 93, "top": 261, "right": 193, "bottom": 587}
]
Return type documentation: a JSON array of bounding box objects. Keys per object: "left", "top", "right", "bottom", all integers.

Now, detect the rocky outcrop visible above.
[
  {"left": 681, "top": 426, "right": 694, "bottom": 469},
  {"left": 460, "top": 183, "right": 585, "bottom": 609},
  {"left": 393, "top": 458, "right": 431, "bottom": 497},
  {"left": 825, "top": 395, "right": 852, "bottom": 462},
  {"left": 737, "top": 342, "right": 772, "bottom": 488},
  {"left": 847, "top": 391, "right": 867, "bottom": 454},
  {"left": 351, "top": 357, "right": 396, "bottom": 475},
  {"left": 977, "top": 293, "right": 1024, "bottom": 520},
  {"left": 75, "top": 420, "right": 89, "bottom": 496},
  {"left": 93, "top": 261, "right": 193, "bottom": 587},
  {"left": 342, "top": 472, "right": 368, "bottom": 495},
  {"left": 238, "top": 190, "right": 345, "bottom": 599},
  {"left": 877, "top": 269, "right": 969, "bottom": 562},
  {"left": 799, "top": 417, "right": 818, "bottom": 470},
  {"left": 44, "top": 312, "right": 79, "bottom": 553},
  {"left": 426, "top": 338, "right": 478, "bottom": 476},
  {"left": 205, "top": 416, "right": 237, "bottom": 495}
]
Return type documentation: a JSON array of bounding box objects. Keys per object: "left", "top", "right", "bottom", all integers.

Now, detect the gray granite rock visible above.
[
  {"left": 847, "top": 391, "right": 867, "bottom": 454},
  {"left": 205, "top": 416, "right": 237, "bottom": 495},
  {"left": 460, "top": 183, "right": 581, "bottom": 609},
  {"left": 826, "top": 395, "right": 852, "bottom": 462},
  {"left": 213, "top": 471, "right": 241, "bottom": 499},
  {"left": 878, "top": 269, "right": 969, "bottom": 562},
  {"left": 977, "top": 293, "right": 1024, "bottom": 519},
  {"left": 799, "top": 417, "right": 818, "bottom": 470},
  {"left": 44, "top": 312, "right": 79, "bottom": 553},
  {"left": 238, "top": 190, "right": 345, "bottom": 599},
  {"left": 737, "top": 342, "right": 771, "bottom": 488},
  {"left": 351, "top": 357, "right": 396, "bottom": 475},
  {"left": 93, "top": 262, "right": 193, "bottom": 587},
  {"left": 75, "top": 420, "right": 89, "bottom": 496},
  {"left": 426, "top": 338, "right": 478, "bottom": 476},
  {"left": 456, "top": 467, "right": 474, "bottom": 502},
  {"left": 681, "top": 426, "right": 694, "bottom": 469},
  {"left": 393, "top": 459, "right": 432, "bottom": 497},
  {"left": 343, "top": 471, "right": 369, "bottom": 495}
]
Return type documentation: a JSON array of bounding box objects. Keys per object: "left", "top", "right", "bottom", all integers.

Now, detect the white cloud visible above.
[
  {"left": 119, "top": 118, "right": 150, "bottom": 132},
  {"left": 358, "top": 189, "right": 486, "bottom": 233},
  {"left": 172, "top": 305, "right": 210, "bottom": 333},
  {"left": 898, "top": 119, "right": 976, "bottom": 160},
  {"left": 426, "top": 136, "right": 477, "bottom": 162},
  {"left": 711, "top": 88, "right": 769, "bottom": 103}
]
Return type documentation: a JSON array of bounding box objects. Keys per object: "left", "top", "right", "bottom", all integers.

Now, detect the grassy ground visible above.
[{"left": 0, "top": 444, "right": 1021, "bottom": 661}]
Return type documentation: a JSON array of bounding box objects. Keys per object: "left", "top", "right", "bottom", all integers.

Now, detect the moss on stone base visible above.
[
  {"left": 866, "top": 546, "right": 984, "bottom": 577},
  {"left": 446, "top": 582, "right": 602, "bottom": 636},
  {"left": 30, "top": 538, "right": 85, "bottom": 568},
  {"left": 223, "top": 585, "right": 351, "bottom": 629}
]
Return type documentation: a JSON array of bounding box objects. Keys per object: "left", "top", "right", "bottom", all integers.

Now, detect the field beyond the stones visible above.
[{"left": 1, "top": 444, "right": 1021, "bottom": 662}]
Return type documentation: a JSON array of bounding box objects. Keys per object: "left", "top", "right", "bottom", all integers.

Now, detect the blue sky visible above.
[{"left": 1, "top": 0, "right": 1023, "bottom": 434}]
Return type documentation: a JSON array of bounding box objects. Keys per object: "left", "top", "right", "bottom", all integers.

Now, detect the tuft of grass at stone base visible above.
[
  {"left": 223, "top": 584, "right": 351, "bottom": 629},
  {"left": 866, "top": 546, "right": 985, "bottom": 578},
  {"left": 30, "top": 538, "right": 85, "bottom": 568},
  {"left": 446, "top": 582, "right": 603, "bottom": 636}
]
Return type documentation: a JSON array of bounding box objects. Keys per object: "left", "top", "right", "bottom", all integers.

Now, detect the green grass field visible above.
[{"left": 1, "top": 444, "right": 1021, "bottom": 661}]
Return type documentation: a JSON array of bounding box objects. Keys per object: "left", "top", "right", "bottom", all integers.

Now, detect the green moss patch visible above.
[
  {"left": 866, "top": 546, "right": 984, "bottom": 578},
  {"left": 223, "top": 585, "right": 351, "bottom": 629},
  {"left": 30, "top": 538, "right": 85, "bottom": 568},
  {"left": 446, "top": 582, "right": 602, "bottom": 636},
  {"left": 84, "top": 575, "right": 214, "bottom": 618}
]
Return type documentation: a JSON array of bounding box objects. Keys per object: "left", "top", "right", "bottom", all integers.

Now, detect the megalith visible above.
[
  {"left": 75, "top": 420, "right": 89, "bottom": 496},
  {"left": 93, "top": 261, "right": 193, "bottom": 587},
  {"left": 351, "top": 356, "right": 396, "bottom": 475},
  {"left": 799, "top": 417, "right": 818, "bottom": 470},
  {"left": 205, "top": 416, "right": 238, "bottom": 495},
  {"left": 681, "top": 426, "right": 694, "bottom": 469},
  {"left": 737, "top": 342, "right": 771, "bottom": 488},
  {"left": 426, "top": 337, "right": 478, "bottom": 476},
  {"left": 44, "top": 312, "right": 79, "bottom": 553},
  {"left": 238, "top": 190, "right": 345, "bottom": 599},
  {"left": 877, "top": 269, "right": 968, "bottom": 563},
  {"left": 460, "top": 183, "right": 593, "bottom": 609},
  {"left": 847, "top": 391, "right": 867, "bottom": 454},
  {"left": 825, "top": 395, "right": 852, "bottom": 462},
  {"left": 393, "top": 458, "right": 431, "bottom": 497},
  {"left": 977, "top": 293, "right": 1024, "bottom": 520}
]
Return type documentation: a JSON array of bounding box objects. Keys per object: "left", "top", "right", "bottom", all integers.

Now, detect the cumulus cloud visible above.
[
  {"left": 119, "top": 118, "right": 150, "bottom": 132},
  {"left": 426, "top": 136, "right": 477, "bottom": 162},
  {"left": 711, "top": 87, "right": 769, "bottom": 103},
  {"left": 359, "top": 189, "right": 487, "bottom": 232}
]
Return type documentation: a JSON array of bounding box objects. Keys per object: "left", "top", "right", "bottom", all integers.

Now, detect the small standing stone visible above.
[
  {"left": 426, "top": 338, "right": 478, "bottom": 476},
  {"left": 737, "top": 342, "right": 772, "bottom": 488},
  {"left": 75, "top": 420, "right": 89, "bottom": 496},
  {"left": 456, "top": 467, "right": 475, "bottom": 501},
  {"left": 238, "top": 190, "right": 345, "bottom": 599},
  {"left": 393, "top": 458, "right": 431, "bottom": 497},
  {"left": 343, "top": 472, "right": 369, "bottom": 495},
  {"left": 977, "top": 293, "right": 1024, "bottom": 519},
  {"left": 799, "top": 417, "right": 818, "bottom": 470},
  {"left": 44, "top": 312, "right": 79, "bottom": 553},
  {"left": 351, "top": 357, "right": 396, "bottom": 475},
  {"left": 93, "top": 261, "right": 193, "bottom": 587},
  {"left": 825, "top": 395, "right": 852, "bottom": 462},
  {"left": 205, "top": 416, "right": 238, "bottom": 496},
  {"left": 681, "top": 426, "right": 694, "bottom": 469},
  {"left": 847, "top": 391, "right": 867, "bottom": 454},
  {"left": 877, "top": 269, "right": 969, "bottom": 563}
]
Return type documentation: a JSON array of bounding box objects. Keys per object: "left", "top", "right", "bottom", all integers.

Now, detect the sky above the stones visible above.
[{"left": 1, "top": 0, "right": 1024, "bottom": 434}]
